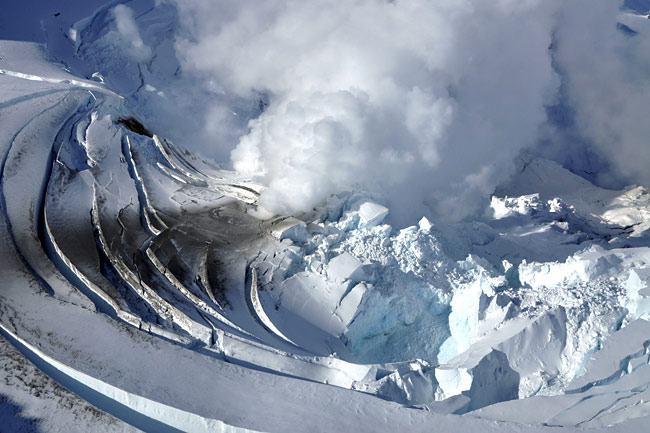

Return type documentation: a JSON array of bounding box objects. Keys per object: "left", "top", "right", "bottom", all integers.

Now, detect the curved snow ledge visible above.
[
  {"left": 246, "top": 265, "right": 299, "bottom": 346},
  {"left": 0, "top": 322, "right": 261, "bottom": 433},
  {"left": 90, "top": 189, "right": 211, "bottom": 344},
  {"left": 0, "top": 68, "right": 122, "bottom": 98},
  {"left": 123, "top": 135, "right": 167, "bottom": 236}
]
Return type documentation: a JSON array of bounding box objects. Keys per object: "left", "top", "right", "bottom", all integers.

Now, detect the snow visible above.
[
  {"left": 355, "top": 200, "right": 389, "bottom": 229},
  {"left": 418, "top": 216, "right": 433, "bottom": 231},
  {"left": 0, "top": 333, "right": 138, "bottom": 433},
  {"left": 335, "top": 282, "right": 368, "bottom": 324},
  {"left": 0, "top": 322, "right": 257, "bottom": 433},
  {"left": 625, "top": 268, "right": 650, "bottom": 319},
  {"left": 2, "top": 2, "right": 650, "bottom": 433},
  {"left": 326, "top": 252, "right": 366, "bottom": 283},
  {"left": 267, "top": 216, "right": 310, "bottom": 243}
]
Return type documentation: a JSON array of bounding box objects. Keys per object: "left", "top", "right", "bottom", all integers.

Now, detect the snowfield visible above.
[{"left": 2, "top": 1, "right": 650, "bottom": 432}]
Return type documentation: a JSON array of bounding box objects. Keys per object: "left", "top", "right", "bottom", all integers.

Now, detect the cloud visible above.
[
  {"left": 111, "top": 4, "right": 151, "bottom": 61},
  {"left": 552, "top": 0, "right": 650, "bottom": 188},
  {"left": 133, "top": 0, "right": 648, "bottom": 225}
]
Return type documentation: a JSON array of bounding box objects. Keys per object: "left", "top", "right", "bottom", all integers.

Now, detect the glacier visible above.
[{"left": 2, "top": 1, "right": 650, "bottom": 432}]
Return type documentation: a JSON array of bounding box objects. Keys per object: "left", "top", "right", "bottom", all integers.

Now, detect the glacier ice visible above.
[{"left": 625, "top": 268, "right": 650, "bottom": 320}]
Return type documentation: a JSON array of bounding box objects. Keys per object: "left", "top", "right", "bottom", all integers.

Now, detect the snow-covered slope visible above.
[{"left": 2, "top": 2, "right": 650, "bottom": 432}]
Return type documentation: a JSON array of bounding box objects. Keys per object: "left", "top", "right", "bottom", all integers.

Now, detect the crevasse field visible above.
[{"left": 2, "top": 1, "right": 650, "bottom": 432}]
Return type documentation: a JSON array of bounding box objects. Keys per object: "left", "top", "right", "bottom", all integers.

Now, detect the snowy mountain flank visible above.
[{"left": 2, "top": 1, "right": 650, "bottom": 432}]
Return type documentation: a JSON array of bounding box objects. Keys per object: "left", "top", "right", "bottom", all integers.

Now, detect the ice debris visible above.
[{"left": 249, "top": 182, "right": 650, "bottom": 409}]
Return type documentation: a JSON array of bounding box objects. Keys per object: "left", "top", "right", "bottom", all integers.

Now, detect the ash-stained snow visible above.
[{"left": 0, "top": 333, "right": 137, "bottom": 433}]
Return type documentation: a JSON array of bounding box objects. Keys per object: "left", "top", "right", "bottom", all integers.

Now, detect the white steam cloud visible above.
[
  {"left": 554, "top": 2, "right": 650, "bottom": 188},
  {"left": 164, "top": 0, "right": 650, "bottom": 223},
  {"left": 111, "top": 4, "right": 151, "bottom": 61}
]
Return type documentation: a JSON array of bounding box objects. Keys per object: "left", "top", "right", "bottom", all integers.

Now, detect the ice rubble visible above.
[
  {"left": 625, "top": 268, "right": 650, "bottom": 319},
  {"left": 249, "top": 163, "right": 650, "bottom": 412}
]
